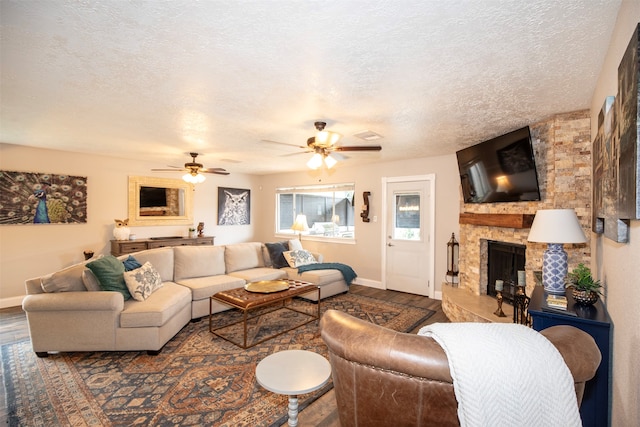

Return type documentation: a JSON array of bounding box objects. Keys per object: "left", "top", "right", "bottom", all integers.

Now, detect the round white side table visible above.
[{"left": 255, "top": 349, "right": 331, "bottom": 427}]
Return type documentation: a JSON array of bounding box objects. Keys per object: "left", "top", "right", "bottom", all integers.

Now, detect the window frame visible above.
[{"left": 275, "top": 183, "right": 356, "bottom": 244}]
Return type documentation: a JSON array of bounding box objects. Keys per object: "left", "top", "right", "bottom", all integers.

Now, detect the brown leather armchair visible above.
[{"left": 319, "top": 309, "right": 601, "bottom": 427}]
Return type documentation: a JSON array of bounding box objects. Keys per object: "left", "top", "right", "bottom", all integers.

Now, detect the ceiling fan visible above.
[
  {"left": 152, "top": 152, "right": 229, "bottom": 183},
  {"left": 267, "top": 121, "right": 382, "bottom": 169}
]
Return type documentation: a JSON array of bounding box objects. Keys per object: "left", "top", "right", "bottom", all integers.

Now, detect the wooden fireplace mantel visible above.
[{"left": 459, "top": 213, "right": 535, "bottom": 229}]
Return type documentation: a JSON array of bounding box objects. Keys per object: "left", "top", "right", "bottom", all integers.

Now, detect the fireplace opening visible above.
[{"left": 487, "top": 240, "right": 526, "bottom": 305}]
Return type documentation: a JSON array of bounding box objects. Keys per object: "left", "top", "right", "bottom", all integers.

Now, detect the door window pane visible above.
[{"left": 393, "top": 193, "right": 420, "bottom": 240}]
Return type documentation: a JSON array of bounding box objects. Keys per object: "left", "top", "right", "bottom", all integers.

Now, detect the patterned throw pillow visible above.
[
  {"left": 123, "top": 261, "right": 163, "bottom": 301},
  {"left": 283, "top": 249, "right": 318, "bottom": 268}
]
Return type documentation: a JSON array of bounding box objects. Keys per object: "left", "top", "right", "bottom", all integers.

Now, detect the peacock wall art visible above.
[{"left": 0, "top": 170, "right": 88, "bottom": 225}]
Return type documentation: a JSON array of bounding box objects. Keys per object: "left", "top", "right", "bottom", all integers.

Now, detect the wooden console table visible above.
[
  {"left": 528, "top": 286, "right": 611, "bottom": 427},
  {"left": 111, "top": 236, "right": 214, "bottom": 256}
]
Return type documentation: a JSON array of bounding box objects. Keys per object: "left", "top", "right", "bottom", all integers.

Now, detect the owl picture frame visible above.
[{"left": 217, "top": 187, "right": 250, "bottom": 225}]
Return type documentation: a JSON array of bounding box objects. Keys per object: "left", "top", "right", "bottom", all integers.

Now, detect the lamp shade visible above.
[
  {"left": 316, "top": 130, "right": 341, "bottom": 146},
  {"left": 527, "top": 209, "right": 586, "bottom": 244},
  {"left": 306, "top": 153, "right": 323, "bottom": 170},
  {"left": 291, "top": 214, "right": 309, "bottom": 232},
  {"left": 324, "top": 154, "right": 338, "bottom": 169}
]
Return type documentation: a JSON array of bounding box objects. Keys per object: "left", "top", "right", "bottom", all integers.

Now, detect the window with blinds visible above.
[{"left": 276, "top": 183, "right": 355, "bottom": 241}]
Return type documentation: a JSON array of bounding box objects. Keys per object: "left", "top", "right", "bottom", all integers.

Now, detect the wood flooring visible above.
[{"left": 0, "top": 284, "right": 448, "bottom": 426}]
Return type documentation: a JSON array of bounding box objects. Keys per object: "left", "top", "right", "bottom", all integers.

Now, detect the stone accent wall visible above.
[{"left": 458, "top": 110, "right": 592, "bottom": 297}]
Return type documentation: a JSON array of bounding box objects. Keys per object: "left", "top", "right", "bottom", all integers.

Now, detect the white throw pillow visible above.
[
  {"left": 123, "top": 261, "right": 163, "bottom": 301},
  {"left": 288, "top": 239, "right": 303, "bottom": 251},
  {"left": 283, "top": 249, "right": 318, "bottom": 268}
]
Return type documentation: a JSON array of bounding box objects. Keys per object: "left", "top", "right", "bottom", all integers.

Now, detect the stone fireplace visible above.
[{"left": 443, "top": 110, "right": 593, "bottom": 322}]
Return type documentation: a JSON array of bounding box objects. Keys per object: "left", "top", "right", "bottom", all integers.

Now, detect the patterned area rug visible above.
[{"left": 2, "top": 292, "right": 434, "bottom": 426}]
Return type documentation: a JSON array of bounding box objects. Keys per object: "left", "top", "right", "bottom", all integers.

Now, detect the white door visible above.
[{"left": 383, "top": 176, "right": 434, "bottom": 297}]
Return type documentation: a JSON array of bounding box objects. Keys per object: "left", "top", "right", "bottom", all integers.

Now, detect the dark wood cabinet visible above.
[
  {"left": 528, "top": 286, "right": 611, "bottom": 427},
  {"left": 111, "top": 236, "right": 214, "bottom": 256}
]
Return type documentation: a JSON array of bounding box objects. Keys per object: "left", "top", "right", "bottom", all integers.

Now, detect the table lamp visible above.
[
  {"left": 527, "top": 209, "right": 587, "bottom": 295},
  {"left": 291, "top": 214, "right": 309, "bottom": 240}
]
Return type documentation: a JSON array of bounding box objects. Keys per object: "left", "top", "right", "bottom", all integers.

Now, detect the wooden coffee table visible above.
[{"left": 209, "top": 279, "right": 320, "bottom": 348}]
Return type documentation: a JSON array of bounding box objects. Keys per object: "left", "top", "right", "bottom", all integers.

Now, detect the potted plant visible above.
[
  {"left": 188, "top": 227, "right": 196, "bottom": 238},
  {"left": 564, "top": 263, "right": 602, "bottom": 305}
]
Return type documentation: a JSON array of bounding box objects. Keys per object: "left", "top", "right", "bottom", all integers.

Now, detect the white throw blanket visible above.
[{"left": 418, "top": 323, "right": 582, "bottom": 427}]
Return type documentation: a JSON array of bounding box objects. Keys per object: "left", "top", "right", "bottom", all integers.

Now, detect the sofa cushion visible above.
[
  {"left": 225, "top": 242, "right": 266, "bottom": 273},
  {"left": 176, "top": 275, "right": 246, "bottom": 301},
  {"left": 86, "top": 255, "right": 131, "bottom": 300},
  {"left": 283, "top": 267, "right": 343, "bottom": 286},
  {"left": 40, "top": 263, "right": 87, "bottom": 293},
  {"left": 262, "top": 245, "right": 273, "bottom": 268},
  {"left": 283, "top": 249, "right": 317, "bottom": 267},
  {"left": 228, "top": 267, "right": 288, "bottom": 283},
  {"left": 120, "top": 282, "right": 191, "bottom": 328},
  {"left": 174, "top": 245, "right": 226, "bottom": 281},
  {"left": 265, "top": 241, "right": 289, "bottom": 269},
  {"left": 123, "top": 248, "right": 175, "bottom": 282},
  {"left": 123, "top": 261, "right": 163, "bottom": 301}
]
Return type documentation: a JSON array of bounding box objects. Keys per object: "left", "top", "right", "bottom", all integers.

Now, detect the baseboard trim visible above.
[{"left": 352, "top": 277, "right": 383, "bottom": 289}]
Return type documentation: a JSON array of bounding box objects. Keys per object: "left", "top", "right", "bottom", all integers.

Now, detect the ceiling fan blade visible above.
[
  {"left": 261, "top": 139, "right": 307, "bottom": 149},
  {"left": 201, "top": 167, "right": 230, "bottom": 174},
  {"left": 333, "top": 145, "right": 382, "bottom": 152},
  {"left": 281, "top": 150, "right": 312, "bottom": 157},
  {"left": 151, "top": 168, "right": 186, "bottom": 172}
]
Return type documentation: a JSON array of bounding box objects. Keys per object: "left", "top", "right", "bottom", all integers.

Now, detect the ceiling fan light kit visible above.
[
  {"left": 152, "top": 152, "right": 229, "bottom": 183},
  {"left": 303, "top": 121, "right": 382, "bottom": 170},
  {"left": 182, "top": 172, "right": 206, "bottom": 184}
]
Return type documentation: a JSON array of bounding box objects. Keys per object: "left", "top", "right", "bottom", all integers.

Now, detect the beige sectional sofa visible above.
[{"left": 22, "top": 242, "right": 349, "bottom": 357}]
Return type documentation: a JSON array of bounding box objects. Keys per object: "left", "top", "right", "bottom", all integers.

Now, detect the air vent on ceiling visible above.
[{"left": 354, "top": 130, "right": 383, "bottom": 141}]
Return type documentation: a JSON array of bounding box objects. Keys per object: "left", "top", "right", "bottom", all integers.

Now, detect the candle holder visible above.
[{"left": 494, "top": 291, "right": 507, "bottom": 317}]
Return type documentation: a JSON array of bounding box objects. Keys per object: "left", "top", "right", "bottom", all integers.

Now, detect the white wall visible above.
[
  {"left": 254, "top": 154, "right": 461, "bottom": 294},
  {"left": 589, "top": 3, "right": 640, "bottom": 426},
  {"left": 0, "top": 143, "right": 262, "bottom": 306}
]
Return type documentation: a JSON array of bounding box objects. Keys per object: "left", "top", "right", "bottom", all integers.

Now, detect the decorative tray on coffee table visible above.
[{"left": 244, "top": 280, "right": 290, "bottom": 293}]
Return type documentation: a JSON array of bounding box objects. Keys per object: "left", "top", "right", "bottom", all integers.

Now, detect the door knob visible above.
[{"left": 387, "top": 243, "right": 394, "bottom": 247}]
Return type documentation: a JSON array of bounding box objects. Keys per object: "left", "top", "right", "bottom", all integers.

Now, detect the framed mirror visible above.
[{"left": 128, "top": 176, "right": 194, "bottom": 226}]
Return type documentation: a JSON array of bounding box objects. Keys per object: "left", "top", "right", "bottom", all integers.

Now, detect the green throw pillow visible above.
[{"left": 86, "top": 255, "right": 131, "bottom": 300}]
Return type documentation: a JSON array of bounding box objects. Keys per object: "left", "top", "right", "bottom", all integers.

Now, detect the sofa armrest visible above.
[
  {"left": 22, "top": 291, "right": 124, "bottom": 312},
  {"left": 310, "top": 252, "right": 324, "bottom": 263}
]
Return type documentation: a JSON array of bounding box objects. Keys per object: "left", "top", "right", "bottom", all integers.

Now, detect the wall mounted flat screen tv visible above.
[
  {"left": 140, "top": 186, "right": 167, "bottom": 208},
  {"left": 456, "top": 126, "right": 541, "bottom": 203}
]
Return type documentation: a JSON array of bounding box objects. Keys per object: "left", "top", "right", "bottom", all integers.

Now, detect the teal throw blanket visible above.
[{"left": 297, "top": 262, "right": 357, "bottom": 285}]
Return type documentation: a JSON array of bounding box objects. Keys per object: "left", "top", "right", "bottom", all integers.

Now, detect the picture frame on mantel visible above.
[{"left": 592, "top": 23, "right": 640, "bottom": 243}]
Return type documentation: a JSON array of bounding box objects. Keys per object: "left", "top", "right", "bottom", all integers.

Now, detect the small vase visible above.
[{"left": 572, "top": 289, "right": 598, "bottom": 305}]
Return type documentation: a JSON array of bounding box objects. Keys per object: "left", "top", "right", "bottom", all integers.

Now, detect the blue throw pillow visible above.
[
  {"left": 86, "top": 255, "right": 131, "bottom": 300},
  {"left": 122, "top": 255, "right": 143, "bottom": 271},
  {"left": 265, "top": 241, "right": 289, "bottom": 269}
]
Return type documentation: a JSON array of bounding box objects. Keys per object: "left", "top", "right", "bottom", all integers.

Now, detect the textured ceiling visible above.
[{"left": 0, "top": 0, "right": 621, "bottom": 175}]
